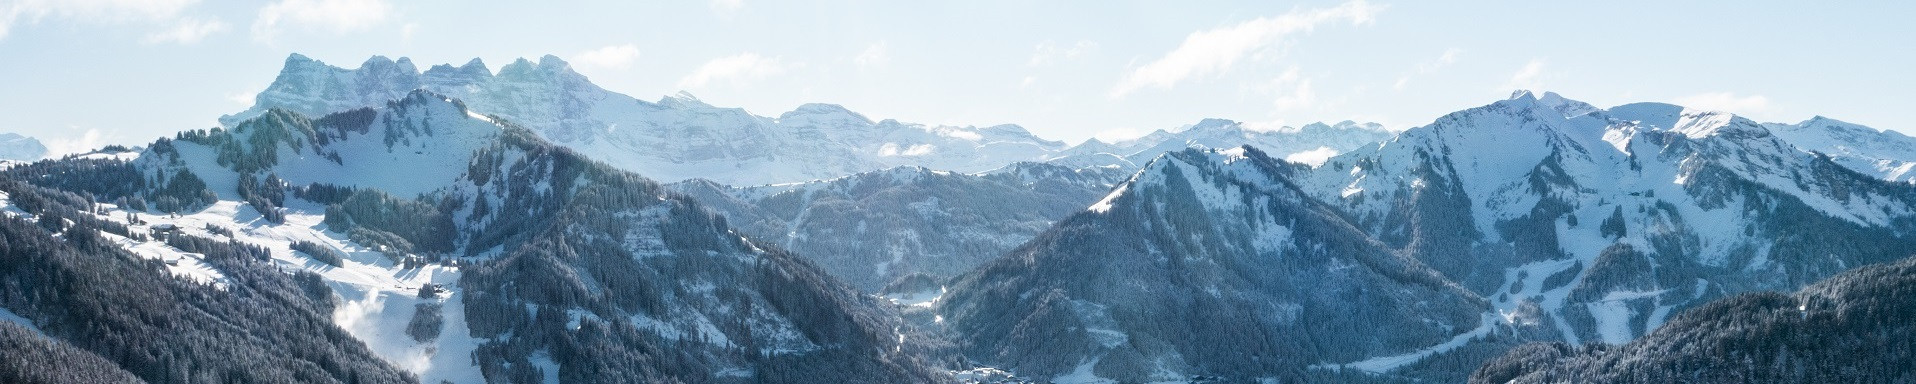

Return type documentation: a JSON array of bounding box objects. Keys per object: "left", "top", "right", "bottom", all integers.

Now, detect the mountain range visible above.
[
  {"left": 226, "top": 54, "right": 1392, "bottom": 186},
  {"left": 0, "top": 53, "right": 1911, "bottom": 384},
  {"left": 938, "top": 90, "right": 1916, "bottom": 382}
]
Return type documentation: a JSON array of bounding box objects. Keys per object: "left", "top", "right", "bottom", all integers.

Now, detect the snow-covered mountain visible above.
[
  {"left": 936, "top": 91, "right": 1916, "bottom": 382},
  {"left": 939, "top": 147, "right": 1488, "bottom": 383},
  {"left": 1473, "top": 254, "right": 1916, "bottom": 383},
  {"left": 227, "top": 54, "right": 1404, "bottom": 186},
  {"left": 0, "top": 133, "right": 47, "bottom": 161},
  {"left": 1052, "top": 118, "right": 1394, "bottom": 170},
  {"left": 224, "top": 54, "right": 1068, "bottom": 185},
  {"left": 668, "top": 162, "right": 1128, "bottom": 292},
  {"left": 9, "top": 91, "right": 955, "bottom": 383},
  {"left": 1765, "top": 116, "right": 1916, "bottom": 183},
  {"left": 1277, "top": 90, "right": 1916, "bottom": 379}
]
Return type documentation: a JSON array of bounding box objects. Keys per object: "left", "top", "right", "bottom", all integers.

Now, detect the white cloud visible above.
[
  {"left": 251, "top": 0, "right": 392, "bottom": 43},
  {"left": 1269, "top": 67, "right": 1316, "bottom": 111},
  {"left": 572, "top": 44, "right": 642, "bottom": 70},
  {"left": 1394, "top": 47, "right": 1461, "bottom": 90},
  {"left": 43, "top": 127, "right": 111, "bottom": 157},
  {"left": 855, "top": 41, "right": 889, "bottom": 70},
  {"left": 1675, "top": 92, "right": 1772, "bottom": 116},
  {"left": 877, "top": 143, "right": 935, "bottom": 157},
  {"left": 1283, "top": 146, "right": 1340, "bottom": 166},
  {"left": 399, "top": 22, "right": 416, "bottom": 42},
  {"left": 678, "top": 52, "right": 787, "bottom": 89},
  {"left": 1110, "top": 0, "right": 1384, "bottom": 98},
  {"left": 0, "top": 0, "right": 207, "bottom": 41},
  {"left": 1501, "top": 59, "right": 1547, "bottom": 94},
  {"left": 142, "top": 17, "right": 225, "bottom": 44},
  {"left": 1029, "top": 40, "right": 1098, "bottom": 67},
  {"left": 710, "top": 0, "right": 743, "bottom": 14}
]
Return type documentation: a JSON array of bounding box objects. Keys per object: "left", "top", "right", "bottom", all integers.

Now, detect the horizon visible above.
[{"left": 2, "top": 1, "right": 1910, "bottom": 156}]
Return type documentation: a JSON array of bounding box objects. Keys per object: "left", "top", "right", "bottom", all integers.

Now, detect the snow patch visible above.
[{"left": 1283, "top": 146, "right": 1339, "bottom": 166}]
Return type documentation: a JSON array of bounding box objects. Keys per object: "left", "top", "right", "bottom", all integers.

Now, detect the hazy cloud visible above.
[
  {"left": 1269, "top": 67, "right": 1316, "bottom": 111},
  {"left": 710, "top": 0, "right": 742, "bottom": 14},
  {"left": 1675, "top": 92, "right": 1772, "bottom": 116},
  {"left": 1110, "top": 0, "right": 1384, "bottom": 98},
  {"left": 1501, "top": 59, "right": 1547, "bottom": 94},
  {"left": 679, "top": 52, "right": 787, "bottom": 89},
  {"left": 43, "top": 127, "right": 111, "bottom": 157},
  {"left": 572, "top": 44, "right": 642, "bottom": 70},
  {"left": 855, "top": 41, "right": 889, "bottom": 70},
  {"left": 1394, "top": 47, "right": 1461, "bottom": 90},
  {"left": 1029, "top": 40, "right": 1098, "bottom": 67},
  {"left": 0, "top": 0, "right": 211, "bottom": 41},
  {"left": 252, "top": 0, "right": 393, "bottom": 43},
  {"left": 142, "top": 17, "right": 226, "bottom": 44}
]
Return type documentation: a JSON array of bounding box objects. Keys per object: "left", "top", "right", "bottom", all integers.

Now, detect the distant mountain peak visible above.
[
  {"left": 1498, "top": 90, "right": 1599, "bottom": 118},
  {"left": 1182, "top": 118, "right": 1242, "bottom": 132},
  {"left": 496, "top": 55, "right": 587, "bottom": 81},
  {"left": 423, "top": 58, "right": 493, "bottom": 85},
  {"left": 1507, "top": 89, "right": 1539, "bottom": 101},
  {"left": 0, "top": 132, "right": 48, "bottom": 161},
  {"left": 779, "top": 103, "right": 873, "bottom": 126}
]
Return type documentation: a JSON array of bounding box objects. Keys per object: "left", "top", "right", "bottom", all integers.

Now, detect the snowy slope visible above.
[
  {"left": 153, "top": 91, "right": 502, "bottom": 200},
  {"left": 940, "top": 147, "right": 1485, "bottom": 383},
  {"left": 66, "top": 90, "right": 956, "bottom": 382},
  {"left": 1282, "top": 91, "right": 1916, "bottom": 378},
  {"left": 1473, "top": 254, "right": 1916, "bottom": 383},
  {"left": 1766, "top": 116, "right": 1916, "bottom": 183}
]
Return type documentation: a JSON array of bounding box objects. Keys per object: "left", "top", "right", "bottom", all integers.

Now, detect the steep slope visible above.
[
  {"left": 939, "top": 147, "right": 1487, "bottom": 382},
  {"left": 1766, "top": 116, "right": 1916, "bottom": 183},
  {"left": 0, "top": 173, "right": 413, "bottom": 383},
  {"left": 51, "top": 90, "right": 950, "bottom": 383},
  {"left": 1472, "top": 254, "right": 1916, "bottom": 383},
  {"left": 224, "top": 54, "right": 1066, "bottom": 185},
  {"left": 1283, "top": 91, "right": 1916, "bottom": 378},
  {"left": 668, "top": 162, "right": 1127, "bottom": 292}
]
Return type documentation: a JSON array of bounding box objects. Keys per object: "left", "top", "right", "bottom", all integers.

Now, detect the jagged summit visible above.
[
  {"left": 1066, "top": 117, "right": 1396, "bottom": 170},
  {"left": 230, "top": 53, "right": 1399, "bottom": 185},
  {"left": 422, "top": 58, "right": 492, "bottom": 85}
]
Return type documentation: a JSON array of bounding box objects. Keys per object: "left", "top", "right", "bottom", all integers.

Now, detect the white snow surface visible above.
[
  {"left": 163, "top": 92, "right": 502, "bottom": 200},
  {"left": 1305, "top": 91, "right": 1916, "bottom": 372},
  {"left": 1767, "top": 116, "right": 1916, "bottom": 183},
  {"left": 83, "top": 197, "right": 487, "bottom": 384}
]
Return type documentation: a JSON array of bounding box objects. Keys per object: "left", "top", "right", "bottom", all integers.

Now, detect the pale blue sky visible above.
[{"left": 1, "top": 0, "right": 1909, "bottom": 155}]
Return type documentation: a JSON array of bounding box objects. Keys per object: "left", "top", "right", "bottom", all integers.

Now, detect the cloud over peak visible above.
[{"left": 1109, "top": 0, "right": 1384, "bottom": 98}]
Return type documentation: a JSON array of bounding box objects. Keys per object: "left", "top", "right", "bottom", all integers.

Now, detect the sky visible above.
[{"left": 0, "top": 0, "right": 1911, "bottom": 155}]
